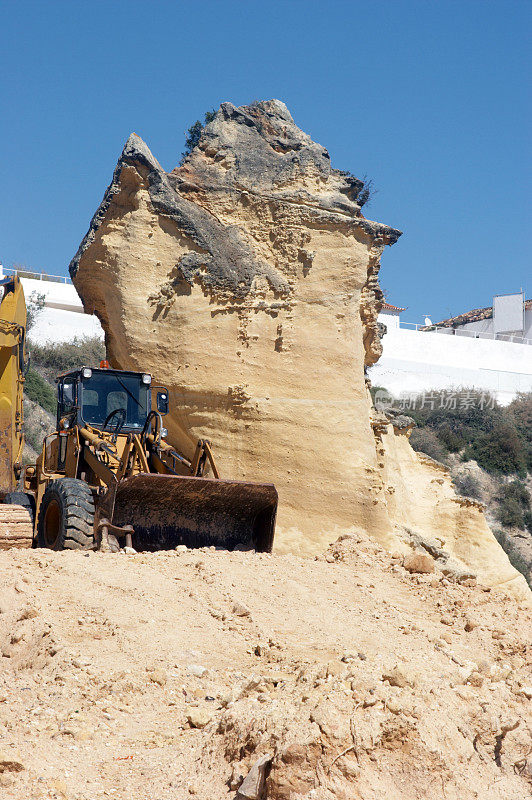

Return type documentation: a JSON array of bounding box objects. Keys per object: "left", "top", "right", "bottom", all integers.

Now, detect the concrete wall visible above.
[
  {"left": 18, "top": 276, "right": 103, "bottom": 344},
  {"left": 378, "top": 309, "right": 401, "bottom": 329},
  {"left": 370, "top": 325, "right": 532, "bottom": 405}
]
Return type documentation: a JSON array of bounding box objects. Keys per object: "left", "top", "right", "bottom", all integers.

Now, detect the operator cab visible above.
[{"left": 56, "top": 367, "right": 168, "bottom": 434}]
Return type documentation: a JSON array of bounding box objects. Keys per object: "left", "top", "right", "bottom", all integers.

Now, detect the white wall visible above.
[
  {"left": 370, "top": 325, "right": 532, "bottom": 405},
  {"left": 20, "top": 277, "right": 104, "bottom": 345},
  {"left": 377, "top": 309, "right": 401, "bottom": 329},
  {"left": 28, "top": 306, "right": 103, "bottom": 345},
  {"left": 524, "top": 307, "right": 531, "bottom": 339},
  {"left": 21, "top": 277, "right": 83, "bottom": 311}
]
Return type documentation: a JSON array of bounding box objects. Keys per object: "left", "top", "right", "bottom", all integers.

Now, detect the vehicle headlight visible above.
[
  {"left": 142, "top": 373, "right": 151, "bottom": 385},
  {"left": 82, "top": 368, "right": 92, "bottom": 379},
  {"left": 161, "top": 427, "right": 168, "bottom": 439}
]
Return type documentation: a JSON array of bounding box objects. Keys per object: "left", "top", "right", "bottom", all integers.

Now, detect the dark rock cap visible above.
[{"left": 70, "top": 100, "right": 401, "bottom": 300}]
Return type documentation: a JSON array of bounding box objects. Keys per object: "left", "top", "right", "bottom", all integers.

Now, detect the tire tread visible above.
[{"left": 37, "top": 479, "right": 95, "bottom": 551}]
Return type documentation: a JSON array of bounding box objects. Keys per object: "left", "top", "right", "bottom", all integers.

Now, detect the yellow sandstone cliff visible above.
[{"left": 69, "top": 100, "right": 529, "bottom": 599}]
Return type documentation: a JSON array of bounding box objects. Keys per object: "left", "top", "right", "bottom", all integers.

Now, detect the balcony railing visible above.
[
  {"left": 396, "top": 321, "right": 531, "bottom": 345},
  {"left": 0, "top": 266, "right": 72, "bottom": 284}
]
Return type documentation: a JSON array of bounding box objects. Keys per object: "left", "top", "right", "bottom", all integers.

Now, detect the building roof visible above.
[
  {"left": 427, "top": 298, "right": 531, "bottom": 329},
  {"left": 381, "top": 301, "right": 406, "bottom": 312}
]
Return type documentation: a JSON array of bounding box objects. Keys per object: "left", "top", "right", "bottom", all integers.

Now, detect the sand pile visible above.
[{"left": 0, "top": 538, "right": 530, "bottom": 798}]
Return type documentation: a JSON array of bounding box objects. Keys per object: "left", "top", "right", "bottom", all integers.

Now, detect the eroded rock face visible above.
[{"left": 70, "top": 100, "right": 529, "bottom": 598}]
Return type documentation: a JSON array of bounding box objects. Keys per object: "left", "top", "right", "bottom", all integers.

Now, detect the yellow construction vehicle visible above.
[
  {"left": 0, "top": 275, "right": 34, "bottom": 548},
  {"left": 0, "top": 275, "right": 277, "bottom": 552}
]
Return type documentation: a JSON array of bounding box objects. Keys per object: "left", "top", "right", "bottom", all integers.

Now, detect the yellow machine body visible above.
[
  {"left": 0, "top": 276, "right": 27, "bottom": 495},
  {"left": 27, "top": 367, "right": 277, "bottom": 552}
]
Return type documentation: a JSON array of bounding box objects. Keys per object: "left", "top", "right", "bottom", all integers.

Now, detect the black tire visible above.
[
  {"left": 4, "top": 491, "right": 35, "bottom": 524},
  {"left": 37, "top": 479, "right": 95, "bottom": 551}
]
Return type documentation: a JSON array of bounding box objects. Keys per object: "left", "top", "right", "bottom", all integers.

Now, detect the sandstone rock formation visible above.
[{"left": 70, "top": 99, "right": 529, "bottom": 599}]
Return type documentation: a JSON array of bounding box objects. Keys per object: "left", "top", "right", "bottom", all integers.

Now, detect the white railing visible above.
[
  {"left": 397, "top": 320, "right": 531, "bottom": 345},
  {"left": 0, "top": 266, "right": 72, "bottom": 285},
  {"left": 397, "top": 321, "right": 423, "bottom": 331}
]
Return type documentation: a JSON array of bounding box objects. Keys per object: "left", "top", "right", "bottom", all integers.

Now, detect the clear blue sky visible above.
[{"left": 1, "top": 0, "right": 530, "bottom": 323}]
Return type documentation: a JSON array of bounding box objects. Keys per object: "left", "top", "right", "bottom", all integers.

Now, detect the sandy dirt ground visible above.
[{"left": 0, "top": 534, "right": 530, "bottom": 799}]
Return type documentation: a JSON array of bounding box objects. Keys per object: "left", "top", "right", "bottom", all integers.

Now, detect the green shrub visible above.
[
  {"left": 180, "top": 109, "right": 216, "bottom": 163},
  {"left": 335, "top": 170, "right": 376, "bottom": 208},
  {"left": 373, "top": 385, "right": 532, "bottom": 532},
  {"left": 466, "top": 421, "right": 527, "bottom": 477},
  {"left": 409, "top": 389, "right": 501, "bottom": 451},
  {"left": 27, "top": 291, "right": 46, "bottom": 332},
  {"left": 402, "top": 388, "right": 530, "bottom": 477},
  {"left": 495, "top": 481, "right": 531, "bottom": 529},
  {"left": 30, "top": 336, "right": 105, "bottom": 382},
  {"left": 500, "top": 480, "right": 530, "bottom": 506},
  {"left": 436, "top": 424, "right": 463, "bottom": 453},
  {"left": 496, "top": 497, "right": 525, "bottom": 528},
  {"left": 508, "top": 393, "right": 532, "bottom": 471},
  {"left": 24, "top": 367, "right": 55, "bottom": 415},
  {"left": 452, "top": 472, "right": 482, "bottom": 500},
  {"left": 409, "top": 427, "right": 447, "bottom": 463},
  {"left": 369, "top": 385, "right": 391, "bottom": 404},
  {"left": 493, "top": 527, "right": 531, "bottom": 583}
]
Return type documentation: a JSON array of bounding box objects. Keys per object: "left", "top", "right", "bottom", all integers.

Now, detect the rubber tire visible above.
[
  {"left": 4, "top": 491, "right": 35, "bottom": 525},
  {"left": 37, "top": 478, "right": 95, "bottom": 551}
]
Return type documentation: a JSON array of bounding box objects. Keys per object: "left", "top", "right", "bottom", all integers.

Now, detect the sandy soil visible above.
[{"left": 0, "top": 534, "right": 530, "bottom": 799}]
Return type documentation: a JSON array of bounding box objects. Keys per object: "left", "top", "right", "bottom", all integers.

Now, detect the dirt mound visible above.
[{"left": 0, "top": 542, "right": 530, "bottom": 798}]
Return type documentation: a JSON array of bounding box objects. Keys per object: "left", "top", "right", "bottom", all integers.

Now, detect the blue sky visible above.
[{"left": 1, "top": 0, "right": 530, "bottom": 323}]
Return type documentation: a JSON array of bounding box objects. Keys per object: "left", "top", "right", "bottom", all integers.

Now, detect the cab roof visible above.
[{"left": 55, "top": 367, "right": 151, "bottom": 383}]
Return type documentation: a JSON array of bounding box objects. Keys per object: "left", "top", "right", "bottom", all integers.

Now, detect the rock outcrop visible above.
[{"left": 70, "top": 99, "right": 529, "bottom": 599}]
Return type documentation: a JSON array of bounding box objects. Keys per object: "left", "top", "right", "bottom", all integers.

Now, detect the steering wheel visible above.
[
  {"left": 102, "top": 408, "right": 127, "bottom": 439},
  {"left": 140, "top": 410, "right": 163, "bottom": 448}
]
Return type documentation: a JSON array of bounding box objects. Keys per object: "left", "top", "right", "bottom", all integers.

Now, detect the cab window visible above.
[
  {"left": 58, "top": 379, "right": 77, "bottom": 424},
  {"left": 107, "top": 391, "right": 128, "bottom": 416},
  {"left": 80, "top": 371, "right": 149, "bottom": 430}
]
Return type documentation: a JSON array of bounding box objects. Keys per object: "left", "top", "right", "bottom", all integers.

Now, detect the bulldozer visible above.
[{"left": 0, "top": 275, "right": 278, "bottom": 553}]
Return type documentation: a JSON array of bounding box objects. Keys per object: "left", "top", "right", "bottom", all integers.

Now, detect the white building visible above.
[
  {"left": 373, "top": 296, "right": 532, "bottom": 405},
  {"left": 377, "top": 301, "right": 405, "bottom": 329},
  {"left": 0, "top": 267, "right": 104, "bottom": 344},
  {"left": 424, "top": 293, "right": 532, "bottom": 342}
]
